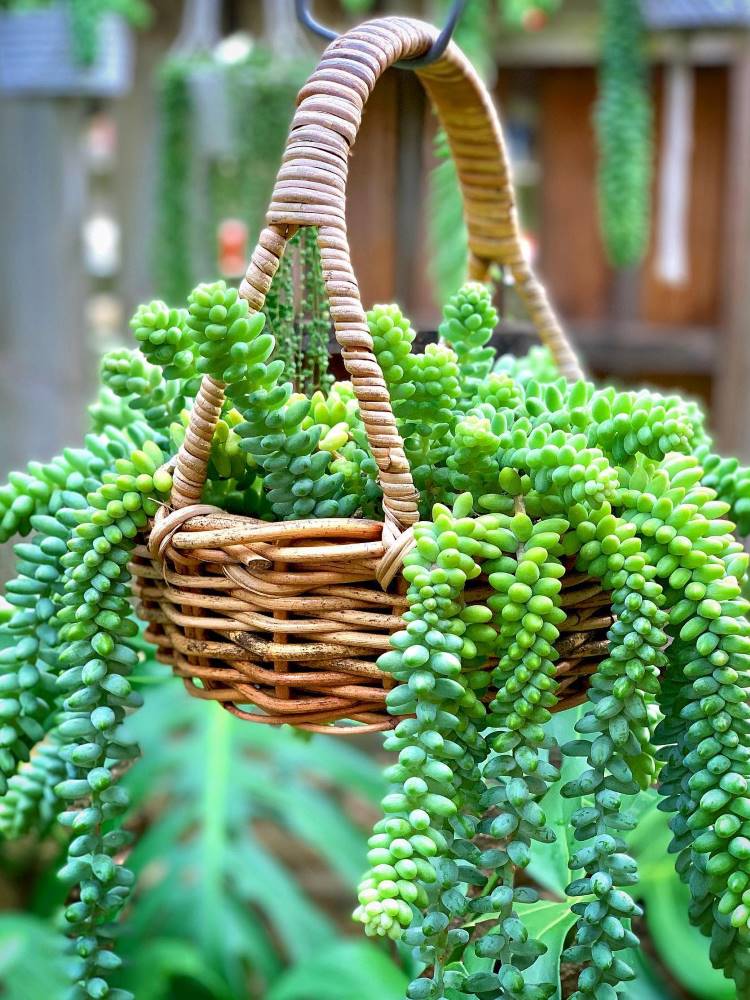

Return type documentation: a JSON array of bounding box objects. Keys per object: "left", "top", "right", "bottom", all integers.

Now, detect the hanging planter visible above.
[
  {"left": 131, "top": 17, "right": 599, "bottom": 734},
  {"left": 5, "top": 14, "right": 750, "bottom": 1000},
  {"left": 153, "top": 0, "right": 314, "bottom": 306},
  {"left": 0, "top": 4, "right": 136, "bottom": 98}
]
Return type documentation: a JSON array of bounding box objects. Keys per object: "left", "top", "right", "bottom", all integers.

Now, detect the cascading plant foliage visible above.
[
  {"left": 595, "top": 0, "right": 653, "bottom": 267},
  {"left": 3, "top": 258, "right": 750, "bottom": 1000}
]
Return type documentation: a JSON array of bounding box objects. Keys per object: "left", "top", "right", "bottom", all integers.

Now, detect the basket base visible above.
[{"left": 131, "top": 511, "right": 612, "bottom": 734}]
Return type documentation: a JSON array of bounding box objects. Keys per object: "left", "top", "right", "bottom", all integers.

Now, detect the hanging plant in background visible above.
[
  {"left": 67, "top": 0, "right": 150, "bottom": 66},
  {"left": 0, "top": 0, "right": 150, "bottom": 66},
  {"left": 263, "top": 228, "right": 333, "bottom": 395},
  {"left": 595, "top": 0, "right": 654, "bottom": 268},
  {"left": 154, "top": 55, "right": 194, "bottom": 307},
  {"left": 154, "top": 44, "right": 310, "bottom": 305},
  {"left": 327, "top": 0, "right": 563, "bottom": 302},
  {"left": 206, "top": 49, "right": 312, "bottom": 265}
]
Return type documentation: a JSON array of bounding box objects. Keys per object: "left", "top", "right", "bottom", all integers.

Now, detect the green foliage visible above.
[
  {"left": 100, "top": 349, "right": 179, "bottom": 430},
  {"left": 102, "top": 667, "right": 397, "bottom": 999},
  {"left": 0, "top": 649, "right": 403, "bottom": 1000},
  {"left": 0, "top": 425, "right": 156, "bottom": 801},
  {"left": 369, "top": 302, "right": 464, "bottom": 512},
  {"left": 355, "top": 495, "right": 491, "bottom": 946},
  {"left": 529, "top": 709, "right": 735, "bottom": 1000},
  {"left": 559, "top": 507, "right": 667, "bottom": 999},
  {"left": 445, "top": 413, "right": 503, "bottom": 499},
  {"left": 0, "top": 729, "right": 69, "bottom": 838},
  {"left": 349, "top": 331, "right": 750, "bottom": 997},
  {"left": 0, "top": 430, "right": 144, "bottom": 543},
  {"left": 595, "top": 0, "right": 653, "bottom": 266},
  {"left": 694, "top": 441, "right": 750, "bottom": 537},
  {"left": 68, "top": 0, "right": 149, "bottom": 65},
  {"left": 7, "top": 264, "right": 750, "bottom": 1000},
  {"left": 439, "top": 281, "right": 498, "bottom": 409},
  {"left": 261, "top": 229, "right": 333, "bottom": 394},
  {"left": 130, "top": 301, "right": 194, "bottom": 380},
  {"left": 628, "top": 787, "right": 737, "bottom": 1000},
  {"left": 236, "top": 390, "right": 359, "bottom": 520},
  {"left": 494, "top": 346, "right": 559, "bottom": 386},
  {"left": 188, "top": 279, "right": 274, "bottom": 386},
  {"left": 266, "top": 941, "right": 408, "bottom": 1000}
]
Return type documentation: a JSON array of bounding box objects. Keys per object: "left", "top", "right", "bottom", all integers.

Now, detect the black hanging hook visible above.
[{"left": 294, "top": 0, "right": 469, "bottom": 69}]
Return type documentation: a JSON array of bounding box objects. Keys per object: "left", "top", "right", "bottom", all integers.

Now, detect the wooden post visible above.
[
  {"left": 0, "top": 98, "right": 89, "bottom": 476},
  {"left": 715, "top": 42, "right": 750, "bottom": 460}
]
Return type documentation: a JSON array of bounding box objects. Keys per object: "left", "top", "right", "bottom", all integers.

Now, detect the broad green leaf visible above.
[
  {"left": 527, "top": 706, "right": 586, "bottom": 897},
  {"left": 116, "top": 938, "right": 233, "bottom": 1000},
  {"left": 114, "top": 665, "right": 383, "bottom": 1000},
  {"left": 639, "top": 866, "right": 733, "bottom": 999},
  {"left": 522, "top": 899, "right": 578, "bottom": 995},
  {"left": 0, "top": 914, "right": 66, "bottom": 1000},
  {"left": 266, "top": 941, "right": 408, "bottom": 1000},
  {"left": 229, "top": 840, "right": 337, "bottom": 961},
  {"left": 263, "top": 730, "right": 385, "bottom": 804},
  {"left": 626, "top": 950, "right": 683, "bottom": 1000}
]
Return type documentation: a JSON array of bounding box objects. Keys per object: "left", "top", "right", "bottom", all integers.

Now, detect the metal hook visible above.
[{"left": 294, "top": 0, "right": 468, "bottom": 69}]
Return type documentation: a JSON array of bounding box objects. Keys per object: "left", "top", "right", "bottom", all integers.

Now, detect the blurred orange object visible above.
[
  {"left": 218, "top": 218, "right": 248, "bottom": 278},
  {"left": 522, "top": 8, "right": 548, "bottom": 31}
]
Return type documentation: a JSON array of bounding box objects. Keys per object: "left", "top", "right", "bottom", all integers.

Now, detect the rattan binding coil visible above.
[{"left": 134, "top": 16, "right": 610, "bottom": 734}]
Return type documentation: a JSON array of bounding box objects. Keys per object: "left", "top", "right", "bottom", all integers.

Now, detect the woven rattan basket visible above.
[{"left": 131, "top": 15, "right": 612, "bottom": 734}]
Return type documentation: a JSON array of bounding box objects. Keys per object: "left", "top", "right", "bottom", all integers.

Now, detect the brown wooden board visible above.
[
  {"left": 347, "top": 67, "right": 399, "bottom": 310},
  {"left": 537, "top": 67, "right": 612, "bottom": 322}
]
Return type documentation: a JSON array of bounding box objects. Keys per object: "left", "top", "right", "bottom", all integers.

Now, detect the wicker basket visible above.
[{"left": 131, "top": 16, "right": 612, "bottom": 734}]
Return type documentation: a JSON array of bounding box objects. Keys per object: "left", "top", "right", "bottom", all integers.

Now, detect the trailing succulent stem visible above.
[
  {"left": 54, "top": 439, "right": 173, "bottom": 999},
  {"left": 559, "top": 504, "right": 667, "bottom": 999},
  {"left": 355, "top": 493, "right": 491, "bottom": 951}
]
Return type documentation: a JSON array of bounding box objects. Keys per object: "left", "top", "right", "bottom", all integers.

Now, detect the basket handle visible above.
[{"left": 169, "top": 16, "right": 583, "bottom": 541}]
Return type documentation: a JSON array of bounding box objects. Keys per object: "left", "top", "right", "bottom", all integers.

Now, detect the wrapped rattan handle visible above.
[{"left": 170, "top": 16, "right": 583, "bottom": 539}]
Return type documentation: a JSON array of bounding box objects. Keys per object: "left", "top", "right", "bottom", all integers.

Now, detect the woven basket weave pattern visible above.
[
  {"left": 133, "top": 514, "right": 612, "bottom": 734},
  {"left": 135, "top": 16, "right": 606, "bottom": 733}
]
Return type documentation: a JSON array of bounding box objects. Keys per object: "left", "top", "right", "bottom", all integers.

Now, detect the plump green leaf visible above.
[{"left": 629, "top": 799, "right": 735, "bottom": 1000}]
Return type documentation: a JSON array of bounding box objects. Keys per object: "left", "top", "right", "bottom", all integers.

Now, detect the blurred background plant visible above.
[
  {"left": 0, "top": 646, "right": 733, "bottom": 999},
  {"left": 0, "top": 0, "right": 151, "bottom": 65},
  {"left": 0, "top": 636, "right": 412, "bottom": 1000}
]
